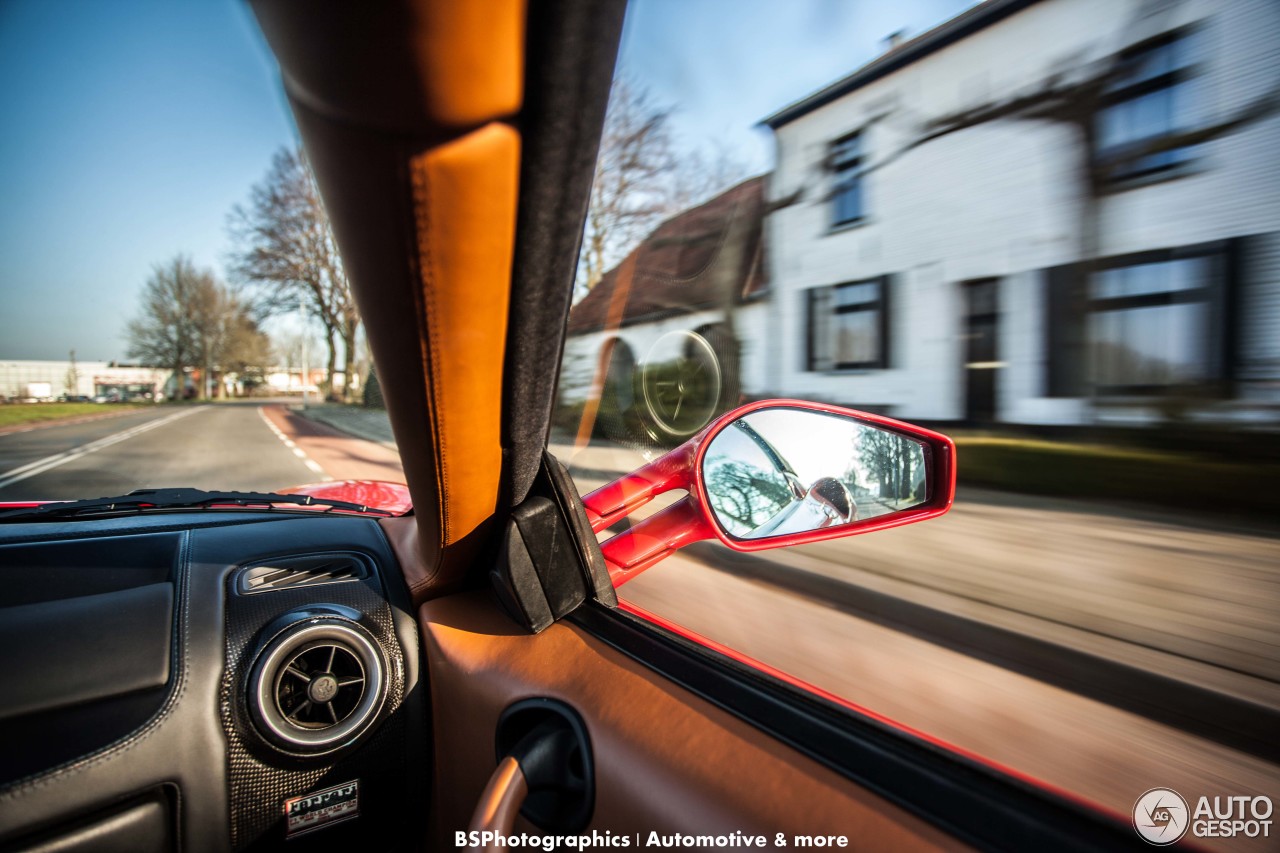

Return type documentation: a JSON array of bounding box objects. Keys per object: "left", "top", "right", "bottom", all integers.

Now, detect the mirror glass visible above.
[{"left": 701, "top": 408, "right": 928, "bottom": 540}]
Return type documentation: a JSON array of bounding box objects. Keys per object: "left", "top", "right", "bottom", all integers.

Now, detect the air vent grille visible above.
[
  {"left": 239, "top": 554, "right": 368, "bottom": 594},
  {"left": 276, "top": 642, "right": 365, "bottom": 728},
  {"left": 249, "top": 619, "right": 386, "bottom": 754}
]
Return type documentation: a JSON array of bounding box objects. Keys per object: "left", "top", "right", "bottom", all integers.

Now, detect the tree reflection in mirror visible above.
[{"left": 702, "top": 408, "right": 928, "bottom": 540}]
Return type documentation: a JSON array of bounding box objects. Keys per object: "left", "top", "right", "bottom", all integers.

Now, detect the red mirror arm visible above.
[
  {"left": 598, "top": 498, "right": 715, "bottom": 587},
  {"left": 581, "top": 442, "right": 696, "bottom": 533}
]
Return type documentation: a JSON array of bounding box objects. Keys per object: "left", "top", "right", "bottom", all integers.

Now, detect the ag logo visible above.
[{"left": 1134, "top": 788, "right": 1190, "bottom": 845}]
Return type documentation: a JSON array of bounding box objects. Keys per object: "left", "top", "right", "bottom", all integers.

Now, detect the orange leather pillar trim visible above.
[
  {"left": 407, "top": 0, "right": 526, "bottom": 127},
  {"left": 409, "top": 123, "right": 520, "bottom": 579},
  {"left": 250, "top": 0, "right": 525, "bottom": 133}
]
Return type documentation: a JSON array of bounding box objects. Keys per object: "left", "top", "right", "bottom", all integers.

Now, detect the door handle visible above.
[
  {"left": 468, "top": 756, "right": 529, "bottom": 851},
  {"left": 466, "top": 698, "right": 594, "bottom": 848}
]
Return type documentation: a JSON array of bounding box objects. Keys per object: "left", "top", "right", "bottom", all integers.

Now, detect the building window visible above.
[
  {"left": 830, "top": 132, "right": 865, "bottom": 226},
  {"left": 1096, "top": 30, "right": 1201, "bottom": 182},
  {"left": 1046, "top": 244, "right": 1237, "bottom": 398},
  {"left": 1088, "top": 258, "right": 1215, "bottom": 392},
  {"left": 806, "top": 276, "right": 890, "bottom": 370}
]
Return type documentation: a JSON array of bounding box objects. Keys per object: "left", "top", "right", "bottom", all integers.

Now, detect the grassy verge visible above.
[
  {"left": 954, "top": 436, "right": 1280, "bottom": 516},
  {"left": 0, "top": 403, "right": 147, "bottom": 428}
]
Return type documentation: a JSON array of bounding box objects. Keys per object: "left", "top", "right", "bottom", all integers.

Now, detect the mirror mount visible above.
[{"left": 580, "top": 399, "right": 956, "bottom": 588}]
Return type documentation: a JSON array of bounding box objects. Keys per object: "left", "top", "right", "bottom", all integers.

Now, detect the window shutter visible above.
[
  {"left": 1220, "top": 236, "right": 1244, "bottom": 387},
  {"left": 807, "top": 287, "right": 833, "bottom": 371},
  {"left": 1046, "top": 263, "right": 1086, "bottom": 397},
  {"left": 879, "top": 274, "right": 892, "bottom": 369}
]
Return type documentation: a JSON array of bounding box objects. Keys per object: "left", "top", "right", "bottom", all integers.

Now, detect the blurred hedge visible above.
[{"left": 954, "top": 437, "right": 1280, "bottom": 516}]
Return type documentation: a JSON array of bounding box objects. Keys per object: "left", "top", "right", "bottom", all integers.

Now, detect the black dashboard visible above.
[{"left": 0, "top": 512, "right": 426, "bottom": 852}]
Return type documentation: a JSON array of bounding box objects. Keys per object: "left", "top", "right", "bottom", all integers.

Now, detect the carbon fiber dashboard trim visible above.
[{"left": 217, "top": 521, "right": 417, "bottom": 851}]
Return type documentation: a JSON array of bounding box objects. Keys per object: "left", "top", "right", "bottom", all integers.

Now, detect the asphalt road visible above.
[{"left": 0, "top": 402, "right": 325, "bottom": 501}]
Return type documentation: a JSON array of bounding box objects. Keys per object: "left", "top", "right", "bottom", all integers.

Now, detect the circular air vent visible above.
[{"left": 248, "top": 619, "right": 386, "bottom": 754}]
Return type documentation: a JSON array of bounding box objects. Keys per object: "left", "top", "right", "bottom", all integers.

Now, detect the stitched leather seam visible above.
[{"left": 409, "top": 153, "right": 451, "bottom": 550}]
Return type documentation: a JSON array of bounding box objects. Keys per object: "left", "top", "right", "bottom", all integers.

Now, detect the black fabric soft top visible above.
[{"left": 501, "top": 0, "right": 628, "bottom": 507}]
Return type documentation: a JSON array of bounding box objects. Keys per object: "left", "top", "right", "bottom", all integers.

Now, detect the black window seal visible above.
[{"left": 568, "top": 602, "right": 1135, "bottom": 852}]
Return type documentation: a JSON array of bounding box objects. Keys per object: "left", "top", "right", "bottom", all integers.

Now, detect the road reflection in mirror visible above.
[{"left": 702, "top": 408, "right": 927, "bottom": 540}]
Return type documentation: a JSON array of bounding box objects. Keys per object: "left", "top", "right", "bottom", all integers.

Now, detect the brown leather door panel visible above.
[{"left": 420, "top": 592, "right": 966, "bottom": 850}]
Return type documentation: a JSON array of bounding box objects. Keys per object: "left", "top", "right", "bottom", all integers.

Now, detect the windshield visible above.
[
  {"left": 554, "top": 0, "right": 1280, "bottom": 835},
  {"left": 0, "top": 2, "right": 404, "bottom": 504}
]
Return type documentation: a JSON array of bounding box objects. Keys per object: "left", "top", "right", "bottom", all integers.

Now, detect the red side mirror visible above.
[{"left": 580, "top": 399, "right": 956, "bottom": 587}]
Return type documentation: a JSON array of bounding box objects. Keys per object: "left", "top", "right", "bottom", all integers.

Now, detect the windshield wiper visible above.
[{"left": 0, "top": 488, "right": 394, "bottom": 522}]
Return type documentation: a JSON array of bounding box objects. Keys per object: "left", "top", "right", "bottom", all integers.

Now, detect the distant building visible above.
[
  {"left": 0, "top": 360, "right": 170, "bottom": 402},
  {"left": 0, "top": 360, "right": 329, "bottom": 401}
]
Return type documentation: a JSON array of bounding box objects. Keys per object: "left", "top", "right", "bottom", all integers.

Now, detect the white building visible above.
[
  {"left": 760, "top": 0, "right": 1280, "bottom": 426},
  {"left": 0, "top": 360, "right": 170, "bottom": 402},
  {"left": 564, "top": 0, "right": 1280, "bottom": 433}
]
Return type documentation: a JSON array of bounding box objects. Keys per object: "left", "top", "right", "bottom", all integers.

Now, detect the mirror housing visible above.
[{"left": 579, "top": 399, "right": 956, "bottom": 587}]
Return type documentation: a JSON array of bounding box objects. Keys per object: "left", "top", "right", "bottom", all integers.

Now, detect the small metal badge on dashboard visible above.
[{"left": 284, "top": 780, "right": 359, "bottom": 838}]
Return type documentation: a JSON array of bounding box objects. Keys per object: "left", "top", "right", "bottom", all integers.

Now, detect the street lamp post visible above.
[{"left": 299, "top": 295, "right": 309, "bottom": 410}]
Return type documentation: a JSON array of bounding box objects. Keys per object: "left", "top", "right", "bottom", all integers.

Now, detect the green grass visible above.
[
  {"left": 0, "top": 403, "right": 147, "bottom": 428},
  {"left": 954, "top": 435, "right": 1280, "bottom": 516}
]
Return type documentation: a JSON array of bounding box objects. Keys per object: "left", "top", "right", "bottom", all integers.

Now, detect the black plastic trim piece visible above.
[
  {"left": 496, "top": 698, "right": 595, "bottom": 834},
  {"left": 490, "top": 455, "right": 617, "bottom": 633},
  {"left": 543, "top": 452, "right": 616, "bottom": 609},
  {"left": 236, "top": 552, "right": 371, "bottom": 595},
  {"left": 569, "top": 604, "right": 1136, "bottom": 852}
]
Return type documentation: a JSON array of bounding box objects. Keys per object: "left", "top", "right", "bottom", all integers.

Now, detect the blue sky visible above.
[
  {"left": 616, "top": 0, "right": 981, "bottom": 173},
  {"left": 0, "top": 0, "right": 976, "bottom": 362},
  {"left": 0, "top": 0, "right": 296, "bottom": 362}
]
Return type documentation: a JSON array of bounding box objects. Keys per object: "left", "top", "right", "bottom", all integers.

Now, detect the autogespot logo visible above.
[{"left": 1134, "top": 788, "right": 1190, "bottom": 845}]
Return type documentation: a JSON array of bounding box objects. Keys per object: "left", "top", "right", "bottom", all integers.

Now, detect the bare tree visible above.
[
  {"left": 229, "top": 147, "right": 360, "bottom": 402},
  {"left": 579, "top": 78, "right": 678, "bottom": 293},
  {"left": 63, "top": 349, "right": 80, "bottom": 399},
  {"left": 855, "top": 430, "right": 917, "bottom": 504},
  {"left": 704, "top": 459, "right": 792, "bottom": 534},
  {"left": 669, "top": 139, "right": 754, "bottom": 214},
  {"left": 127, "top": 256, "right": 270, "bottom": 400},
  {"left": 577, "top": 76, "right": 759, "bottom": 301},
  {"left": 191, "top": 284, "right": 271, "bottom": 398},
  {"left": 218, "top": 304, "right": 273, "bottom": 396},
  {"left": 126, "top": 255, "right": 206, "bottom": 399}
]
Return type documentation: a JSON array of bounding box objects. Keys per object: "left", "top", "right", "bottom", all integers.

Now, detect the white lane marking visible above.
[
  {"left": 257, "top": 407, "right": 333, "bottom": 482},
  {"left": 0, "top": 407, "right": 206, "bottom": 490}
]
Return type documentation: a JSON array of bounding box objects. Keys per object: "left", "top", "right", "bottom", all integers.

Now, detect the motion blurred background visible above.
[
  {"left": 552, "top": 0, "right": 1280, "bottom": 844},
  {"left": 0, "top": 0, "right": 1276, "bottom": 845}
]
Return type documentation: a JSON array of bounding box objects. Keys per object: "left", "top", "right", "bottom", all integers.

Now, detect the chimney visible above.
[{"left": 884, "top": 29, "right": 907, "bottom": 51}]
